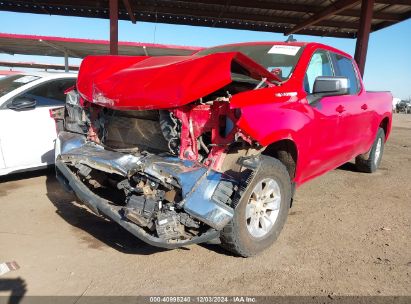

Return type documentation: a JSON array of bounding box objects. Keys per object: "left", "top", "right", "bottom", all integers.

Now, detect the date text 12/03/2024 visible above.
[{"left": 149, "top": 296, "right": 257, "bottom": 303}]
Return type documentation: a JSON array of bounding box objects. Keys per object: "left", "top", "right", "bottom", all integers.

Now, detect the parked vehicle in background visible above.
[
  {"left": 0, "top": 72, "right": 77, "bottom": 176},
  {"left": 0, "top": 70, "right": 21, "bottom": 79},
  {"left": 54, "top": 42, "right": 392, "bottom": 256},
  {"left": 396, "top": 99, "right": 411, "bottom": 113},
  {"left": 392, "top": 97, "right": 401, "bottom": 113}
]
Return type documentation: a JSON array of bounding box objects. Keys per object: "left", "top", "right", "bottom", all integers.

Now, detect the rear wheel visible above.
[
  {"left": 220, "top": 156, "right": 291, "bottom": 257},
  {"left": 355, "top": 128, "right": 385, "bottom": 173}
]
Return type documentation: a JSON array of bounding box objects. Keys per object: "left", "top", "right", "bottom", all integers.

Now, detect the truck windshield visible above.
[
  {"left": 0, "top": 75, "right": 41, "bottom": 98},
  {"left": 196, "top": 44, "right": 304, "bottom": 81}
]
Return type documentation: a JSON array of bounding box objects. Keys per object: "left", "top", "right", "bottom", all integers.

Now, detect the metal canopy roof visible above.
[
  {"left": 0, "top": 33, "right": 201, "bottom": 58},
  {"left": 1, "top": 1, "right": 410, "bottom": 39},
  {"left": 0, "top": 60, "right": 79, "bottom": 71}
]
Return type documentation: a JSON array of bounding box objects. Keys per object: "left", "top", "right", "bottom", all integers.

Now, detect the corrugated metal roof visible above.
[{"left": 0, "top": 1, "right": 410, "bottom": 39}]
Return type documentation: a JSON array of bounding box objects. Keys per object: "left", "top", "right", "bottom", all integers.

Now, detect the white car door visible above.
[
  {"left": 0, "top": 77, "right": 76, "bottom": 173},
  {"left": 0, "top": 142, "right": 5, "bottom": 170}
]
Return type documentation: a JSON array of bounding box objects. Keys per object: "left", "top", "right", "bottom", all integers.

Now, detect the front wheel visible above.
[
  {"left": 220, "top": 156, "right": 291, "bottom": 257},
  {"left": 355, "top": 128, "right": 385, "bottom": 173}
]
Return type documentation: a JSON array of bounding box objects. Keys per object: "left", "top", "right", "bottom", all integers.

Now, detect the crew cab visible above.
[
  {"left": 0, "top": 72, "right": 76, "bottom": 176},
  {"left": 54, "top": 42, "right": 392, "bottom": 256}
]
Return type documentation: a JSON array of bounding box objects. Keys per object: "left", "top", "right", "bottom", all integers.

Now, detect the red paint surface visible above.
[
  {"left": 171, "top": 102, "right": 241, "bottom": 170},
  {"left": 229, "top": 43, "right": 392, "bottom": 185},
  {"left": 0, "top": 70, "right": 22, "bottom": 75},
  {"left": 76, "top": 52, "right": 280, "bottom": 110},
  {"left": 76, "top": 42, "right": 392, "bottom": 187}
]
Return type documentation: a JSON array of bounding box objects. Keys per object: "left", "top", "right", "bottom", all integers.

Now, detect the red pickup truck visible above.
[{"left": 54, "top": 42, "right": 392, "bottom": 257}]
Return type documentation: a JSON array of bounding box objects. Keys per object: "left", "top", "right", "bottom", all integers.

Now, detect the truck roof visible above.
[{"left": 204, "top": 41, "right": 353, "bottom": 59}]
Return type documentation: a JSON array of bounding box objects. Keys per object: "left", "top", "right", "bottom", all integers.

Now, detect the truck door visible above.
[
  {"left": 0, "top": 140, "right": 5, "bottom": 170},
  {"left": 299, "top": 50, "right": 346, "bottom": 180},
  {"left": 330, "top": 53, "right": 373, "bottom": 159}
]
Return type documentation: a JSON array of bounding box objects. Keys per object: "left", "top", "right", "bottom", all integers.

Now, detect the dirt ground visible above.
[{"left": 0, "top": 114, "right": 410, "bottom": 297}]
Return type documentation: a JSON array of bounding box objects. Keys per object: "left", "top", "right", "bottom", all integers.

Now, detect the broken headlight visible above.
[
  {"left": 92, "top": 85, "right": 115, "bottom": 107},
  {"left": 66, "top": 89, "right": 80, "bottom": 106}
]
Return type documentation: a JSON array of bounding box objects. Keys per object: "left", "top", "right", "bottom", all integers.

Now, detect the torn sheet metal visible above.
[
  {"left": 57, "top": 131, "right": 142, "bottom": 176},
  {"left": 142, "top": 156, "right": 207, "bottom": 193},
  {"left": 56, "top": 133, "right": 235, "bottom": 232},
  {"left": 183, "top": 171, "right": 234, "bottom": 230}
]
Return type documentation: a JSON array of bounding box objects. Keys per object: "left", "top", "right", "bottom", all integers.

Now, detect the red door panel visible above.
[{"left": 297, "top": 97, "right": 342, "bottom": 182}]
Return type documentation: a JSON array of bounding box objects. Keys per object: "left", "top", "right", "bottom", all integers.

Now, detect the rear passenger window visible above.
[
  {"left": 304, "top": 50, "right": 333, "bottom": 94},
  {"left": 334, "top": 54, "right": 359, "bottom": 95}
]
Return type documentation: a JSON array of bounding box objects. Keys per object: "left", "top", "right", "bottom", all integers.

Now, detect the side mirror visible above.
[
  {"left": 313, "top": 76, "right": 349, "bottom": 96},
  {"left": 7, "top": 97, "right": 37, "bottom": 111}
]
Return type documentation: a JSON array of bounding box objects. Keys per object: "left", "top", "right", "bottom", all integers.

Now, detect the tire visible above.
[
  {"left": 355, "top": 128, "right": 385, "bottom": 173},
  {"left": 220, "top": 155, "right": 291, "bottom": 257}
]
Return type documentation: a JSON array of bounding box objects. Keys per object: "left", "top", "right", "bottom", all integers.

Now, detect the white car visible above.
[{"left": 0, "top": 72, "right": 77, "bottom": 176}]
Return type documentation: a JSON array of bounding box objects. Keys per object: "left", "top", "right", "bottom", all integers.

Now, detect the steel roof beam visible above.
[
  {"left": 38, "top": 39, "right": 81, "bottom": 58},
  {"left": 0, "top": 48, "right": 14, "bottom": 55},
  {"left": 355, "top": 0, "right": 374, "bottom": 76},
  {"left": 375, "top": 0, "right": 411, "bottom": 5},
  {"left": 189, "top": 0, "right": 401, "bottom": 21},
  {"left": 372, "top": 9, "right": 411, "bottom": 31},
  {"left": 1, "top": 0, "right": 409, "bottom": 38},
  {"left": 129, "top": 12, "right": 356, "bottom": 38},
  {"left": 0, "top": 60, "right": 79, "bottom": 71},
  {"left": 110, "top": 0, "right": 118, "bottom": 55},
  {"left": 128, "top": 4, "right": 361, "bottom": 30},
  {"left": 122, "top": 0, "right": 137, "bottom": 23},
  {"left": 286, "top": 0, "right": 360, "bottom": 35},
  {"left": 8, "top": 0, "right": 404, "bottom": 22}
]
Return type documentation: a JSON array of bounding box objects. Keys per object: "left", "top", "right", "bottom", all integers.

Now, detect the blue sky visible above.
[{"left": 0, "top": 11, "right": 410, "bottom": 99}]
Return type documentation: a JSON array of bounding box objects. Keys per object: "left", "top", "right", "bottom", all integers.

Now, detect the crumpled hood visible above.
[{"left": 77, "top": 52, "right": 279, "bottom": 110}]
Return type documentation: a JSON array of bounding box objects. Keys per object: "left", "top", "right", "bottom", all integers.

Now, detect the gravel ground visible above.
[{"left": 0, "top": 114, "right": 410, "bottom": 297}]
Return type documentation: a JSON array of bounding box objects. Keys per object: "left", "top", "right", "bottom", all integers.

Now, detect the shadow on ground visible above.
[
  {"left": 337, "top": 162, "right": 359, "bottom": 172},
  {"left": 1, "top": 167, "right": 226, "bottom": 256},
  {"left": 0, "top": 277, "right": 26, "bottom": 304},
  {"left": 44, "top": 172, "right": 167, "bottom": 255},
  {"left": 0, "top": 167, "right": 54, "bottom": 184}
]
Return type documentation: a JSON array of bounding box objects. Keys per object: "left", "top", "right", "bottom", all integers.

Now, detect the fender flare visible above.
[{"left": 259, "top": 131, "right": 302, "bottom": 181}]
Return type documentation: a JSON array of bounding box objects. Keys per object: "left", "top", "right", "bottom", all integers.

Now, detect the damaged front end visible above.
[
  {"left": 56, "top": 132, "right": 237, "bottom": 247},
  {"left": 55, "top": 52, "right": 271, "bottom": 248}
]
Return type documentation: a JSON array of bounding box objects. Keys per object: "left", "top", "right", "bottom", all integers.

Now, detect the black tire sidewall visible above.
[
  {"left": 369, "top": 128, "right": 385, "bottom": 172},
  {"left": 230, "top": 156, "right": 291, "bottom": 256}
]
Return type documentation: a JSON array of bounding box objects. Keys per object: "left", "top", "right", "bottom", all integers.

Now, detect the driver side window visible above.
[{"left": 304, "top": 50, "right": 333, "bottom": 94}]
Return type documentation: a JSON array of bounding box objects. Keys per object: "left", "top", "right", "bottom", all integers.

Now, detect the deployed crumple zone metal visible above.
[
  {"left": 54, "top": 42, "right": 392, "bottom": 256},
  {"left": 56, "top": 131, "right": 234, "bottom": 246},
  {"left": 56, "top": 158, "right": 220, "bottom": 248}
]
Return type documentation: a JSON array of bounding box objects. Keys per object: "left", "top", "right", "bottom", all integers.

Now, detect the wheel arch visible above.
[
  {"left": 261, "top": 139, "right": 298, "bottom": 181},
  {"left": 379, "top": 116, "right": 390, "bottom": 141}
]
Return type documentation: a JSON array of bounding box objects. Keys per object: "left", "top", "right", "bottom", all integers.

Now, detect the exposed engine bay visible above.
[{"left": 55, "top": 75, "right": 264, "bottom": 247}]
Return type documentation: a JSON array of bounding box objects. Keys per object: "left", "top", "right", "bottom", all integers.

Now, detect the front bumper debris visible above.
[{"left": 55, "top": 131, "right": 235, "bottom": 248}]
